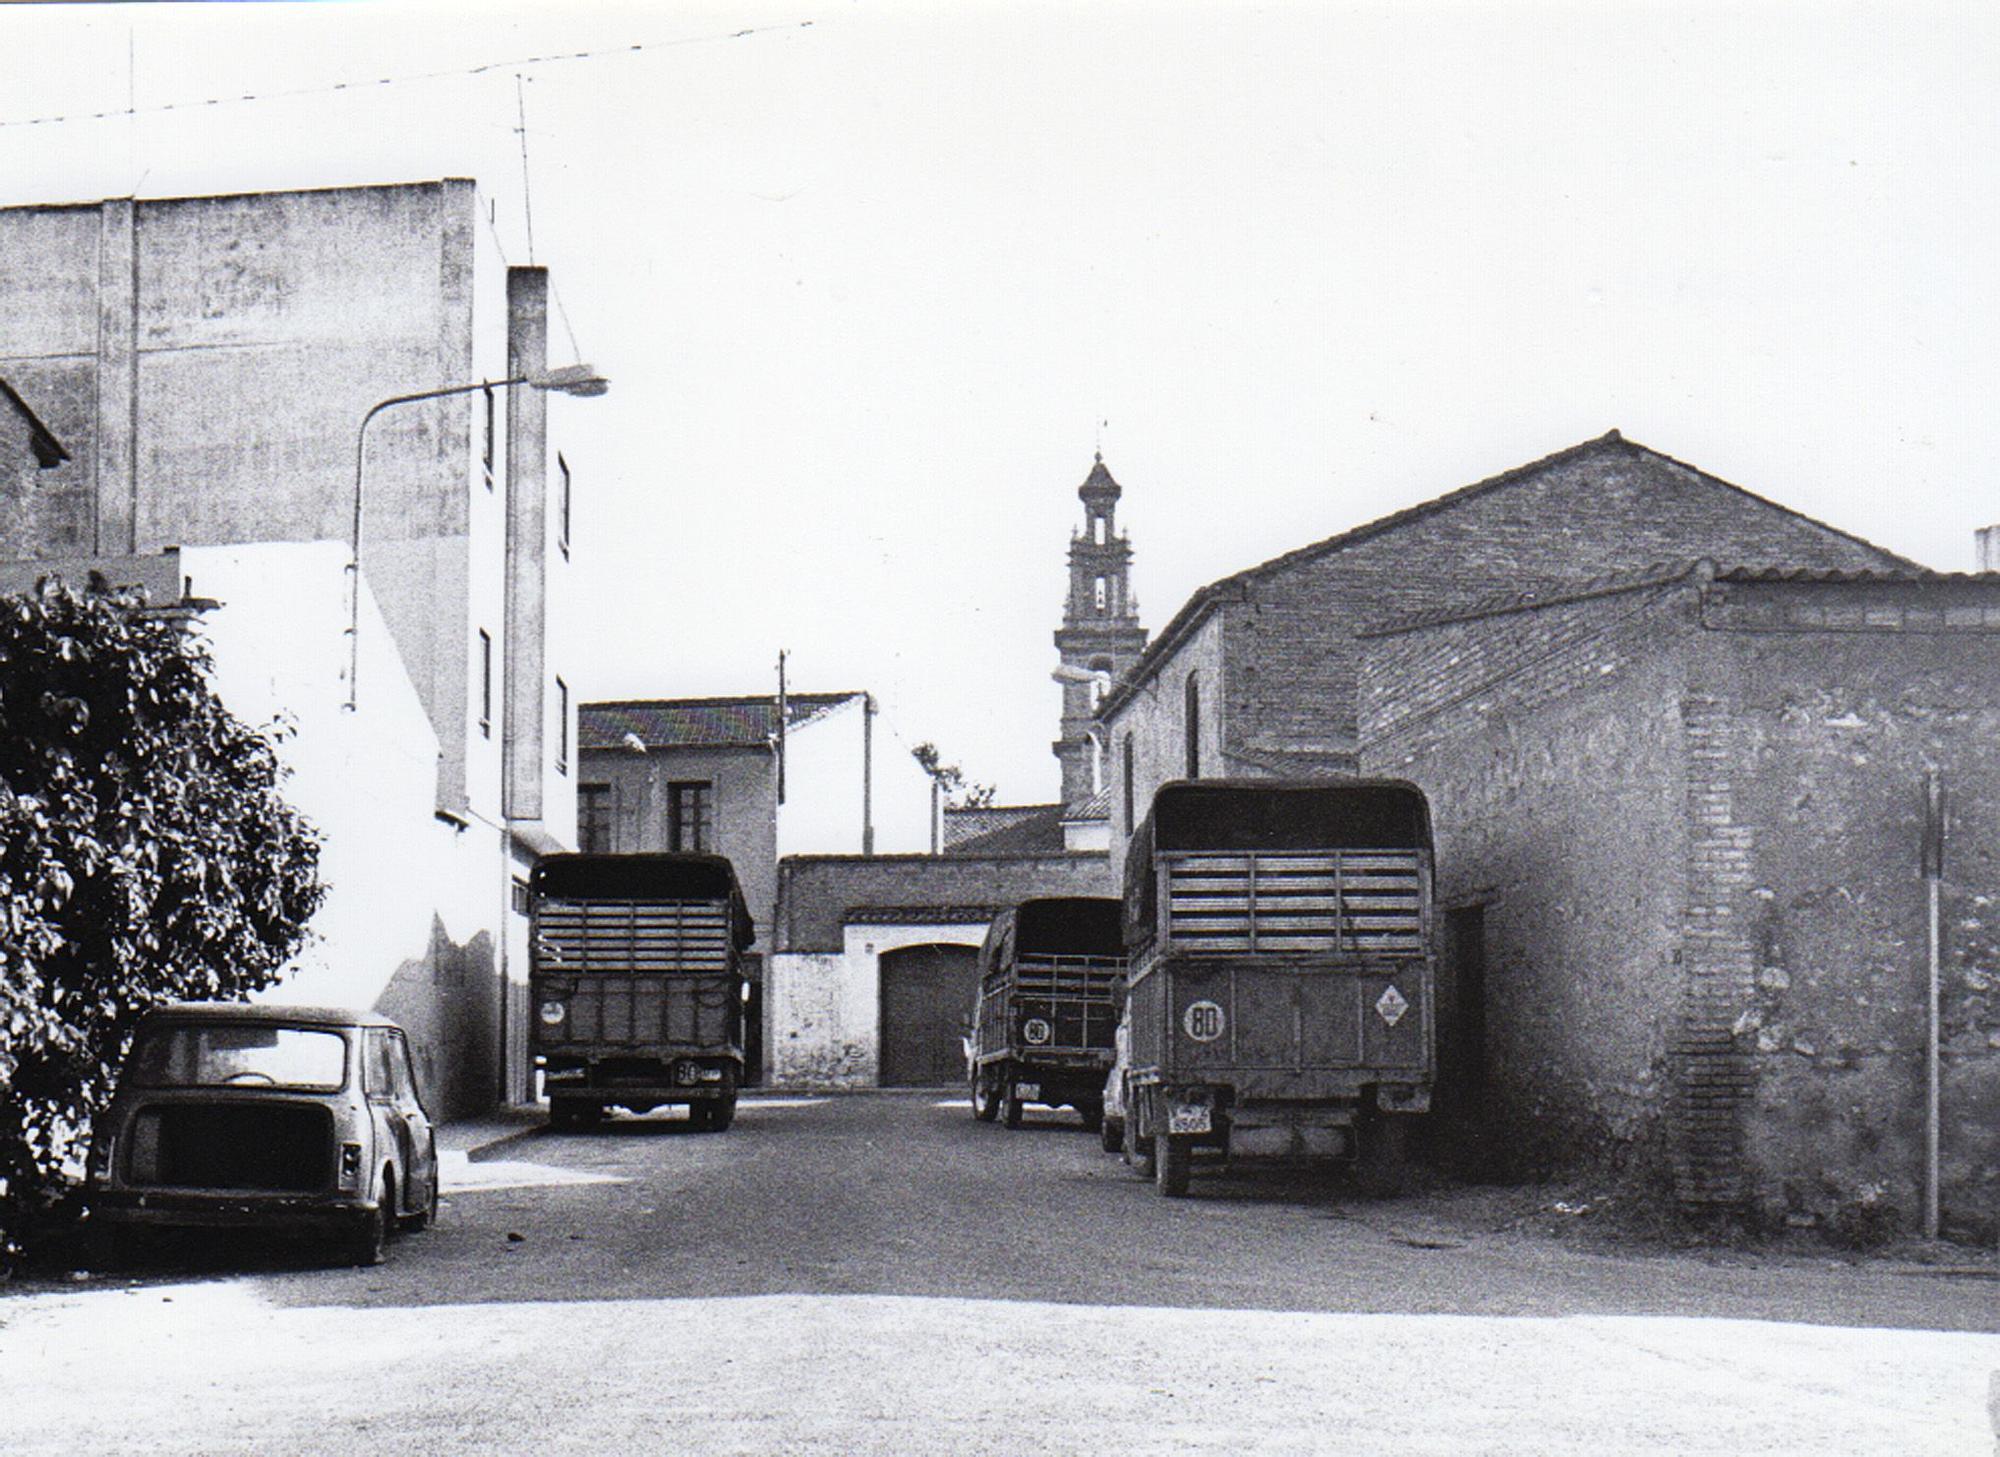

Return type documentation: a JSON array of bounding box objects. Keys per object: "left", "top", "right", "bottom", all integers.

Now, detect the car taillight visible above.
[{"left": 340, "top": 1142, "right": 364, "bottom": 1188}]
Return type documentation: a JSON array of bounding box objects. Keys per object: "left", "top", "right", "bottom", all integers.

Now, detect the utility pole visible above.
[
  {"left": 775, "top": 650, "right": 788, "bottom": 806},
  {"left": 1922, "top": 769, "right": 1945, "bottom": 1240}
]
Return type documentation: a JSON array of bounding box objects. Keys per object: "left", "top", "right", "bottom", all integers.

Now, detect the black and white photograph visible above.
[{"left": 0, "top": 2, "right": 1997, "bottom": 1453}]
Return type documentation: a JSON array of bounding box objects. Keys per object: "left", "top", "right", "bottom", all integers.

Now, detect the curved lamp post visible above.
[{"left": 346, "top": 365, "right": 609, "bottom": 709}]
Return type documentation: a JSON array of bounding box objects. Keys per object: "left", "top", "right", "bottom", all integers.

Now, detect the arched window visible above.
[
  {"left": 1184, "top": 672, "right": 1201, "bottom": 779},
  {"left": 1085, "top": 730, "right": 1104, "bottom": 794},
  {"left": 1093, "top": 576, "right": 1107, "bottom": 612},
  {"left": 1122, "top": 733, "right": 1135, "bottom": 829}
]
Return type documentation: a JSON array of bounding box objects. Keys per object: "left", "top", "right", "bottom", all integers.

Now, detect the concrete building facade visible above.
[
  {"left": 0, "top": 181, "right": 589, "bottom": 1116},
  {"left": 1359, "top": 564, "right": 2000, "bottom": 1239}
]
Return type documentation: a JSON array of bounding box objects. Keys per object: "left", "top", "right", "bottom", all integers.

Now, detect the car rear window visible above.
[{"left": 127, "top": 1025, "right": 349, "bottom": 1092}]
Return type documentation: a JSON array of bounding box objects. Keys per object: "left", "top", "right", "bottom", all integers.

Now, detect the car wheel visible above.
[
  {"left": 971, "top": 1075, "right": 998, "bottom": 1123},
  {"left": 405, "top": 1168, "right": 439, "bottom": 1232},
  {"left": 84, "top": 1219, "right": 125, "bottom": 1272},
  {"left": 1099, "top": 1115, "right": 1123, "bottom": 1155},
  {"left": 1156, "top": 1133, "right": 1192, "bottom": 1197},
  {"left": 1002, "top": 1088, "right": 1024, "bottom": 1129}
]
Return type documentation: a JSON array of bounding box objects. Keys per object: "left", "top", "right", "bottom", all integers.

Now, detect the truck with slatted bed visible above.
[
  {"left": 1118, "top": 779, "right": 1436, "bottom": 1196},
  {"left": 968, "top": 897, "right": 1126, "bottom": 1131},
  {"left": 529, "top": 853, "right": 755, "bottom": 1131}
]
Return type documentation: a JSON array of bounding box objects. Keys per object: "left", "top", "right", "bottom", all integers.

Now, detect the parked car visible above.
[{"left": 85, "top": 1003, "right": 440, "bottom": 1267}]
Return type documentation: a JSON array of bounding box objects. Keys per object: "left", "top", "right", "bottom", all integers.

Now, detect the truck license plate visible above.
[
  {"left": 1015, "top": 1082, "right": 1040, "bottom": 1102},
  {"left": 1168, "top": 1103, "right": 1212, "bottom": 1135}
]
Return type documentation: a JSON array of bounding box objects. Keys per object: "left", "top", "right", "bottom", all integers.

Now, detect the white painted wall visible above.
[
  {"left": 183, "top": 541, "right": 513, "bottom": 1106},
  {"left": 766, "top": 918, "right": 987, "bottom": 1088}
]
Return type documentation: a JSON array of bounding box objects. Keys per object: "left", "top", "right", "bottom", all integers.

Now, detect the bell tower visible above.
[{"left": 1053, "top": 454, "right": 1147, "bottom": 808}]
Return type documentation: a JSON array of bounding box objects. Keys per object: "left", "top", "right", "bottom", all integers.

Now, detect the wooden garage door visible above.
[{"left": 878, "top": 942, "right": 980, "bottom": 1087}]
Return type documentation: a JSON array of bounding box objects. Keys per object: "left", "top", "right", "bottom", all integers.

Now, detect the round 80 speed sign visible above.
[{"left": 1182, "top": 999, "right": 1225, "bottom": 1042}]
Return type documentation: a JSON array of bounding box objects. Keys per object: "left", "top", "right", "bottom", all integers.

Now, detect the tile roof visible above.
[
  {"left": 579, "top": 693, "right": 860, "bottom": 751},
  {"left": 939, "top": 803, "right": 1068, "bottom": 857},
  {"left": 1063, "top": 787, "right": 1112, "bottom": 822},
  {"left": 1364, "top": 559, "right": 1996, "bottom": 637}
]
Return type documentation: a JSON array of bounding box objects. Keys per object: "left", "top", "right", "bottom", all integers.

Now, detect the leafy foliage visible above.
[
  {"left": 0, "top": 578, "right": 325, "bottom": 1265},
  {"left": 910, "top": 741, "right": 996, "bottom": 810}
]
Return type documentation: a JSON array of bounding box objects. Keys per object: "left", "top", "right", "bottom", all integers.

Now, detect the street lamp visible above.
[{"left": 346, "top": 366, "right": 609, "bottom": 708}]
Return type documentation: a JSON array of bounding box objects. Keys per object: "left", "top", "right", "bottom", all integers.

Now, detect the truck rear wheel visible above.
[
  {"left": 1156, "top": 1133, "right": 1192, "bottom": 1197},
  {"left": 1128, "top": 1116, "right": 1156, "bottom": 1178},
  {"left": 1002, "top": 1089, "right": 1024, "bottom": 1128},
  {"left": 707, "top": 1092, "right": 737, "bottom": 1133},
  {"left": 971, "top": 1075, "right": 998, "bottom": 1122},
  {"left": 1099, "top": 1113, "right": 1123, "bottom": 1154}
]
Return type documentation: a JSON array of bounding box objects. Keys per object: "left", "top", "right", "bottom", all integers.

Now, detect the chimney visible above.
[{"left": 1978, "top": 526, "right": 2000, "bottom": 573}]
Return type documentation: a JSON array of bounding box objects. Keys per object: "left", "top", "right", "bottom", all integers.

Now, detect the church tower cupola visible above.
[{"left": 1053, "top": 454, "right": 1148, "bottom": 809}]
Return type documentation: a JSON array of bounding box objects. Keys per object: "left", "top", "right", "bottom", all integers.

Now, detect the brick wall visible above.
[
  {"left": 1696, "top": 580, "right": 2000, "bottom": 1239},
  {"left": 776, "top": 852, "right": 1116, "bottom": 953},
  {"left": 1240, "top": 440, "right": 1905, "bottom": 759},
  {"left": 1364, "top": 582, "right": 1702, "bottom": 1173},
  {"left": 1365, "top": 572, "right": 2000, "bottom": 1236}
]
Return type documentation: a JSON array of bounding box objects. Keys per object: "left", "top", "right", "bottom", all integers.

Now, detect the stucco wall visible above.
[
  {"left": 184, "top": 542, "right": 515, "bottom": 1121},
  {"left": 767, "top": 921, "right": 990, "bottom": 1088}
]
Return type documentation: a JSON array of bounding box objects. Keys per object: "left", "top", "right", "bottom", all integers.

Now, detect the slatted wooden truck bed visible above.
[{"left": 1120, "top": 780, "right": 1436, "bottom": 1196}]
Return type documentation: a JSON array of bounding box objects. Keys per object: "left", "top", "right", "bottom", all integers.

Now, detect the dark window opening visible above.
[
  {"left": 667, "top": 780, "right": 714, "bottom": 853},
  {"left": 482, "top": 388, "right": 496, "bottom": 491},
  {"left": 576, "top": 783, "right": 613, "bottom": 853},
  {"left": 555, "top": 677, "right": 570, "bottom": 775},
  {"left": 1183, "top": 672, "right": 1200, "bottom": 779},
  {"left": 1122, "top": 733, "right": 1135, "bottom": 831},
  {"left": 558, "top": 453, "right": 572, "bottom": 558},
  {"left": 478, "top": 629, "right": 493, "bottom": 738}
]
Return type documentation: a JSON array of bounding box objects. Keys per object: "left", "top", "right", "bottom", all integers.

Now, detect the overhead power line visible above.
[{"left": 0, "top": 19, "right": 815, "bottom": 130}]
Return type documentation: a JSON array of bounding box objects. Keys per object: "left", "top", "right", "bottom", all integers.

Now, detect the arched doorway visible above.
[{"left": 877, "top": 942, "right": 980, "bottom": 1086}]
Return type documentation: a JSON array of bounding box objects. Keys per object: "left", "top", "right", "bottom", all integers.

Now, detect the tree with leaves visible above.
[
  {"left": 910, "top": 742, "right": 996, "bottom": 810},
  {"left": 0, "top": 578, "right": 325, "bottom": 1265}
]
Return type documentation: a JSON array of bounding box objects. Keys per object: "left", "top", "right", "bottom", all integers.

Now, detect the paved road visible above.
[{"left": 3, "top": 1092, "right": 1997, "bottom": 1455}]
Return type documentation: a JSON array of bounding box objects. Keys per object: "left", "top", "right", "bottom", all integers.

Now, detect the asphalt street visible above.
[{"left": 3, "top": 1091, "right": 1997, "bottom": 1455}]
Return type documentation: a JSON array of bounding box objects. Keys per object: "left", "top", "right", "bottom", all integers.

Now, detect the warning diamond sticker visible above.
[{"left": 1376, "top": 985, "right": 1409, "bottom": 1026}]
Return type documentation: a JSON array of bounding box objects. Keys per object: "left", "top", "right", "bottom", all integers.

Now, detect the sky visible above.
[{"left": 3, "top": 1, "right": 1996, "bottom": 804}]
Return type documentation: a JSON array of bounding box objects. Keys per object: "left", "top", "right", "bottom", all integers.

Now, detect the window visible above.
[
  {"left": 577, "top": 783, "right": 613, "bottom": 853},
  {"left": 482, "top": 388, "right": 496, "bottom": 491},
  {"left": 511, "top": 877, "right": 531, "bottom": 915},
  {"left": 557, "top": 453, "right": 572, "bottom": 558},
  {"left": 478, "top": 630, "right": 493, "bottom": 738},
  {"left": 1094, "top": 576, "right": 1107, "bottom": 612},
  {"left": 1122, "top": 733, "right": 1135, "bottom": 829},
  {"left": 667, "top": 780, "right": 714, "bottom": 852},
  {"left": 555, "top": 676, "right": 570, "bottom": 775},
  {"left": 1184, "top": 672, "right": 1201, "bottom": 779}
]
